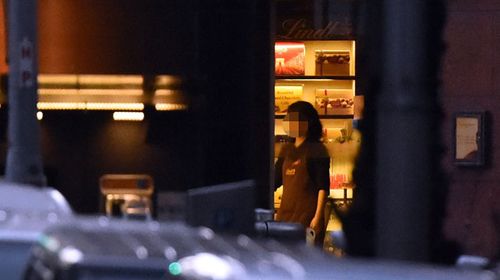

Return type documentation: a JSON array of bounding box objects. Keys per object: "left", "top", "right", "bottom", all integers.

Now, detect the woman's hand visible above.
[{"left": 310, "top": 215, "right": 322, "bottom": 232}]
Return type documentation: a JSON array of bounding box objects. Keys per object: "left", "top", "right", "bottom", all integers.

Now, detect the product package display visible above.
[
  {"left": 315, "top": 51, "right": 350, "bottom": 76},
  {"left": 315, "top": 89, "right": 354, "bottom": 115},
  {"left": 275, "top": 85, "right": 303, "bottom": 115},
  {"left": 275, "top": 42, "right": 305, "bottom": 75}
]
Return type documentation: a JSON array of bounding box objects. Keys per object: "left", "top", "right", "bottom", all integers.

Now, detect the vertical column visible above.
[
  {"left": 5, "top": 0, "right": 46, "bottom": 186},
  {"left": 194, "top": 0, "right": 272, "bottom": 208},
  {"left": 376, "top": 0, "right": 445, "bottom": 261}
]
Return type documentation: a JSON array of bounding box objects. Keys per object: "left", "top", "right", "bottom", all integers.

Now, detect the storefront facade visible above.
[
  {"left": 441, "top": 0, "right": 500, "bottom": 260},
  {"left": 0, "top": 0, "right": 497, "bottom": 261},
  {"left": 0, "top": 0, "right": 273, "bottom": 213}
]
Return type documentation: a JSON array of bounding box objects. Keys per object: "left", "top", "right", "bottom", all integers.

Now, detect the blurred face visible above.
[{"left": 283, "top": 112, "right": 308, "bottom": 138}]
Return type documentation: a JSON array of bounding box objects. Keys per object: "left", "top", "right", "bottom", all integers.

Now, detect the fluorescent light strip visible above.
[
  {"left": 85, "top": 103, "right": 144, "bottom": 110},
  {"left": 76, "top": 75, "right": 143, "bottom": 85},
  {"left": 38, "top": 89, "right": 78, "bottom": 95},
  {"left": 113, "top": 112, "right": 144, "bottom": 121},
  {"left": 155, "top": 103, "right": 188, "bottom": 111},
  {"left": 155, "top": 89, "right": 174, "bottom": 96},
  {"left": 38, "top": 75, "right": 78, "bottom": 84},
  {"left": 38, "top": 89, "right": 143, "bottom": 96},
  {"left": 37, "top": 75, "right": 143, "bottom": 86},
  {"left": 37, "top": 102, "right": 87, "bottom": 110},
  {"left": 37, "top": 102, "right": 144, "bottom": 111},
  {"left": 80, "top": 89, "right": 143, "bottom": 96}
]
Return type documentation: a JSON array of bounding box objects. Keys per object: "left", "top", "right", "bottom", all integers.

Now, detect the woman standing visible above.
[{"left": 275, "top": 101, "right": 331, "bottom": 246}]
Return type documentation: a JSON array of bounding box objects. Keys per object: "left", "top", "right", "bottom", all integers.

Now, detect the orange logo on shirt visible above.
[{"left": 286, "top": 168, "right": 296, "bottom": 176}]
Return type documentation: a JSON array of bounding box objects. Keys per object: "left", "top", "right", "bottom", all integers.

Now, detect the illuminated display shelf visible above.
[
  {"left": 275, "top": 75, "right": 356, "bottom": 81},
  {"left": 275, "top": 114, "right": 354, "bottom": 119},
  {"left": 274, "top": 40, "right": 357, "bottom": 119}
]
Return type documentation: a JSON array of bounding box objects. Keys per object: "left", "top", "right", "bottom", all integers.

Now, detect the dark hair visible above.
[{"left": 286, "top": 101, "right": 323, "bottom": 142}]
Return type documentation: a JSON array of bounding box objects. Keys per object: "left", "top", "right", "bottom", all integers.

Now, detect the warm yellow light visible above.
[
  {"left": 155, "top": 89, "right": 174, "bottom": 96},
  {"left": 79, "top": 89, "right": 143, "bottom": 96},
  {"left": 38, "top": 89, "right": 78, "bottom": 95},
  {"left": 37, "top": 74, "right": 143, "bottom": 87},
  {"left": 38, "top": 75, "right": 78, "bottom": 84},
  {"left": 277, "top": 78, "right": 343, "bottom": 81},
  {"left": 352, "top": 40, "right": 356, "bottom": 76},
  {"left": 275, "top": 85, "right": 303, "bottom": 90},
  {"left": 330, "top": 188, "right": 353, "bottom": 199},
  {"left": 113, "top": 112, "right": 144, "bottom": 121},
  {"left": 275, "top": 43, "right": 304, "bottom": 50},
  {"left": 77, "top": 75, "right": 143, "bottom": 86},
  {"left": 37, "top": 111, "right": 43, "bottom": 120},
  {"left": 155, "top": 103, "right": 188, "bottom": 111},
  {"left": 37, "top": 102, "right": 87, "bottom": 110},
  {"left": 85, "top": 103, "right": 144, "bottom": 110},
  {"left": 38, "top": 89, "right": 143, "bottom": 96},
  {"left": 37, "top": 102, "right": 144, "bottom": 111},
  {"left": 155, "top": 75, "right": 181, "bottom": 88}
]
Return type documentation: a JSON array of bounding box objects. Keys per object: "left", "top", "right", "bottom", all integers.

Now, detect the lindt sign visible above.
[{"left": 277, "top": 18, "right": 353, "bottom": 40}]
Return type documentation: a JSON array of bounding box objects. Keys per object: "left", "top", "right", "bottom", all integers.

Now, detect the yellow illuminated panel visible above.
[
  {"left": 76, "top": 75, "right": 143, "bottom": 86},
  {"left": 112, "top": 112, "right": 144, "bottom": 121},
  {"left": 38, "top": 89, "right": 78, "bottom": 95},
  {"left": 37, "top": 102, "right": 144, "bottom": 111},
  {"left": 275, "top": 85, "right": 303, "bottom": 114},
  {"left": 38, "top": 74, "right": 143, "bottom": 86},
  {"left": 155, "top": 89, "right": 174, "bottom": 96},
  {"left": 155, "top": 103, "right": 188, "bottom": 111},
  {"left": 85, "top": 103, "right": 144, "bottom": 110},
  {"left": 329, "top": 188, "right": 353, "bottom": 199},
  {"left": 35, "top": 74, "right": 186, "bottom": 111},
  {"left": 38, "top": 75, "right": 78, "bottom": 84},
  {"left": 37, "top": 102, "right": 87, "bottom": 110},
  {"left": 38, "top": 89, "right": 143, "bottom": 96}
]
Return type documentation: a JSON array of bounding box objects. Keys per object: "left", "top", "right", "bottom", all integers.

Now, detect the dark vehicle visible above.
[
  {"left": 22, "top": 217, "right": 498, "bottom": 280},
  {"left": 0, "top": 182, "right": 72, "bottom": 280}
]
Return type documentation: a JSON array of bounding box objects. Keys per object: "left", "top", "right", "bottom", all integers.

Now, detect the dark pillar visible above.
[
  {"left": 194, "top": 0, "right": 273, "bottom": 208},
  {"left": 375, "top": 0, "right": 446, "bottom": 261},
  {"left": 5, "top": 0, "right": 46, "bottom": 186}
]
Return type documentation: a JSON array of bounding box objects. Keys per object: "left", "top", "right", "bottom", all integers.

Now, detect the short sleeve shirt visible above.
[{"left": 275, "top": 141, "right": 330, "bottom": 192}]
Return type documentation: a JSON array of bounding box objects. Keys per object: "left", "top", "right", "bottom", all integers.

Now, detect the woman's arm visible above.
[{"left": 310, "top": 189, "right": 327, "bottom": 230}]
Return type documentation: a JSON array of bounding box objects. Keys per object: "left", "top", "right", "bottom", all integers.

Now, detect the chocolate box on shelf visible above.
[
  {"left": 275, "top": 85, "right": 303, "bottom": 115},
  {"left": 315, "top": 89, "right": 354, "bottom": 115},
  {"left": 315, "top": 89, "right": 328, "bottom": 116},
  {"left": 315, "top": 50, "right": 350, "bottom": 76}
]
